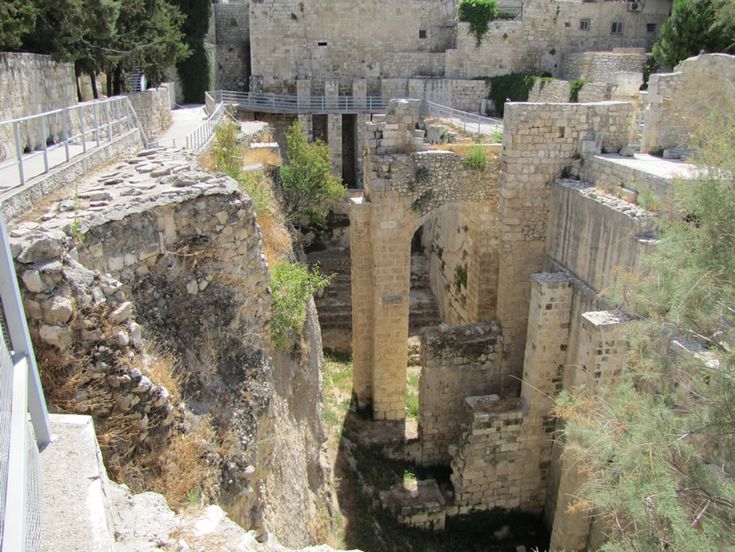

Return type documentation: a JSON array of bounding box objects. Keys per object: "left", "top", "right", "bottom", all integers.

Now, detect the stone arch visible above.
[{"left": 349, "top": 100, "right": 501, "bottom": 420}]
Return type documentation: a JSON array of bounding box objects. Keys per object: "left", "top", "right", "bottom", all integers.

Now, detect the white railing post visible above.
[
  {"left": 106, "top": 101, "right": 112, "bottom": 142},
  {"left": 0, "top": 215, "right": 51, "bottom": 446},
  {"left": 62, "top": 107, "right": 71, "bottom": 162},
  {"left": 79, "top": 107, "right": 87, "bottom": 154},
  {"left": 40, "top": 116, "right": 49, "bottom": 174},
  {"left": 13, "top": 121, "right": 25, "bottom": 187},
  {"left": 93, "top": 103, "right": 100, "bottom": 147}
]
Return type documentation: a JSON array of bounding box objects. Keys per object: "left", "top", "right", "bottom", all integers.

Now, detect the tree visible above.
[
  {"left": 171, "top": 0, "right": 211, "bottom": 103},
  {"left": 279, "top": 122, "right": 345, "bottom": 225},
  {"left": 0, "top": 1, "right": 38, "bottom": 50},
  {"left": 457, "top": 0, "right": 498, "bottom": 45},
  {"left": 653, "top": 0, "right": 735, "bottom": 69},
  {"left": 556, "top": 109, "right": 735, "bottom": 550},
  {"left": 109, "top": 0, "right": 189, "bottom": 93}
]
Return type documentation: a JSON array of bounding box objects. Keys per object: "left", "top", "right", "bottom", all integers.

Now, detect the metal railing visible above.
[
  {"left": 0, "top": 96, "right": 148, "bottom": 189},
  {"left": 421, "top": 100, "right": 503, "bottom": 136},
  {"left": 212, "top": 90, "right": 392, "bottom": 114},
  {"left": 183, "top": 101, "right": 227, "bottom": 152},
  {"left": 0, "top": 214, "right": 51, "bottom": 552}
]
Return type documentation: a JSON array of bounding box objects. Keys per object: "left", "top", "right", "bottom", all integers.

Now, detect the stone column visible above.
[
  {"left": 465, "top": 201, "right": 498, "bottom": 322},
  {"left": 296, "top": 79, "right": 313, "bottom": 140},
  {"left": 350, "top": 197, "right": 374, "bottom": 409},
  {"left": 516, "top": 273, "right": 573, "bottom": 512},
  {"left": 353, "top": 79, "right": 369, "bottom": 187},
  {"left": 370, "top": 210, "right": 412, "bottom": 420},
  {"left": 326, "top": 79, "right": 342, "bottom": 177},
  {"left": 549, "top": 310, "right": 629, "bottom": 551}
]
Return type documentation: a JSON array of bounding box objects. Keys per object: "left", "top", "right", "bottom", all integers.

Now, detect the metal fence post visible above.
[
  {"left": 93, "top": 103, "right": 100, "bottom": 147},
  {"left": 79, "top": 107, "right": 87, "bottom": 154},
  {"left": 62, "top": 107, "right": 71, "bottom": 162},
  {"left": 106, "top": 101, "right": 112, "bottom": 142},
  {"left": 40, "top": 117, "right": 49, "bottom": 174},
  {"left": 0, "top": 215, "right": 52, "bottom": 446},
  {"left": 13, "top": 121, "right": 25, "bottom": 187}
]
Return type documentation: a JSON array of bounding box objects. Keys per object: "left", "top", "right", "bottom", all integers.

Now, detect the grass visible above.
[
  {"left": 463, "top": 145, "right": 488, "bottom": 171},
  {"left": 406, "top": 368, "right": 420, "bottom": 419}
]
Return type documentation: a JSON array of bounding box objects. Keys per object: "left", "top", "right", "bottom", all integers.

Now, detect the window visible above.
[
  {"left": 317, "top": 41, "right": 328, "bottom": 47},
  {"left": 580, "top": 19, "right": 590, "bottom": 31},
  {"left": 611, "top": 21, "right": 623, "bottom": 34},
  {"left": 646, "top": 23, "right": 657, "bottom": 33},
  {"left": 419, "top": 29, "right": 427, "bottom": 39}
]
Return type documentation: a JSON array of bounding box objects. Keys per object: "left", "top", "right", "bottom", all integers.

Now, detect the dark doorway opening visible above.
[
  {"left": 313, "top": 114, "right": 328, "bottom": 143},
  {"left": 342, "top": 113, "right": 358, "bottom": 188}
]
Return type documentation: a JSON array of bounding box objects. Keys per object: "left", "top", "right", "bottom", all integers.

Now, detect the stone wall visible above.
[
  {"left": 11, "top": 146, "right": 328, "bottom": 545},
  {"left": 642, "top": 54, "right": 735, "bottom": 154},
  {"left": 351, "top": 100, "right": 501, "bottom": 420},
  {"left": 214, "top": 2, "right": 251, "bottom": 91},
  {"left": 560, "top": 49, "right": 648, "bottom": 83},
  {"left": 418, "top": 323, "right": 504, "bottom": 465},
  {"left": 249, "top": 0, "right": 456, "bottom": 94},
  {"left": 546, "top": 179, "right": 656, "bottom": 294},
  {"left": 381, "top": 78, "right": 490, "bottom": 112},
  {"left": 0, "top": 52, "right": 77, "bottom": 161},
  {"left": 125, "top": 84, "right": 174, "bottom": 140},
  {"left": 444, "top": 0, "right": 669, "bottom": 80},
  {"left": 496, "top": 100, "right": 633, "bottom": 390}
]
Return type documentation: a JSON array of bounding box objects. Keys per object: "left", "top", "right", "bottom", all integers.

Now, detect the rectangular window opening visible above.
[
  {"left": 611, "top": 21, "right": 623, "bottom": 34},
  {"left": 646, "top": 23, "right": 657, "bottom": 33},
  {"left": 580, "top": 19, "right": 590, "bottom": 31},
  {"left": 419, "top": 29, "right": 427, "bottom": 39},
  {"left": 317, "top": 41, "right": 328, "bottom": 47}
]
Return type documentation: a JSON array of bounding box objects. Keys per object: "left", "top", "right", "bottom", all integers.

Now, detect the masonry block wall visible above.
[
  {"left": 547, "top": 179, "right": 656, "bottom": 294},
  {"left": 496, "top": 101, "right": 633, "bottom": 391},
  {"left": 560, "top": 49, "right": 649, "bottom": 83},
  {"left": 125, "top": 85, "right": 174, "bottom": 140},
  {"left": 351, "top": 100, "right": 500, "bottom": 419},
  {"left": 214, "top": 3, "right": 251, "bottom": 92},
  {"left": 418, "top": 323, "right": 504, "bottom": 465},
  {"left": 642, "top": 54, "right": 735, "bottom": 153},
  {"left": 0, "top": 53, "right": 77, "bottom": 161}
]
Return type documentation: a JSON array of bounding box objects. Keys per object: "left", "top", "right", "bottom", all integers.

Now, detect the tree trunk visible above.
[
  {"left": 90, "top": 73, "right": 99, "bottom": 99},
  {"left": 113, "top": 65, "right": 123, "bottom": 96},
  {"left": 106, "top": 70, "right": 113, "bottom": 97}
]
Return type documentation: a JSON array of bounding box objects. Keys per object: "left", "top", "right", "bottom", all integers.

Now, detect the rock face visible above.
[{"left": 10, "top": 146, "right": 329, "bottom": 546}]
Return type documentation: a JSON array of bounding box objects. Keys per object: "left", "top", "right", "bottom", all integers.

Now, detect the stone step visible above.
[{"left": 41, "top": 414, "right": 117, "bottom": 552}]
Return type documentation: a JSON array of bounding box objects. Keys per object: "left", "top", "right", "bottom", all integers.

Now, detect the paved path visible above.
[
  {"left": 0, "top": 142, "right": 89, "bottom": 194},
  {"left": 156, "top": 104, "right": 209, "bottom": 147}
]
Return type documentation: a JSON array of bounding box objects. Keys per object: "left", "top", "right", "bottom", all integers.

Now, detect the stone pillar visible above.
[
  {"left": 350, "top": 197, "right": 374, "bottom": 409},
  {"left": 353, "top": 79, "right": 369, "bottom": 188},
  {"left": 549, "top": 310, "right": 629, "bottom": 552},
  {"left": 370, "top": 214, "right": 412, "bottom": 421},
  {"left": 515, "top": 273, "right": 573, "bottom": 512},
  {"left": 465, "top": 201, "right": 498, "bottom": 322},
  {"left": 325, "top": 79, "right": 342, "bottom": 176},
  {"left": 296, "top": 79, "right": 313, "bottom": 140}
]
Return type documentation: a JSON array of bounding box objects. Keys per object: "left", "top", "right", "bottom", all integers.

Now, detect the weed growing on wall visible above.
[
  {"left": 463, "top": 146, "right": 488, "bottom": 171},
  {"left": 457, "top": 0, "right": 499, "bottom": 45},
  {"left": 568, "top": 79, "right": 587, "bottom": 103},
  {"left": 271, "top": 262, "right": 331, "bottom": 350}
]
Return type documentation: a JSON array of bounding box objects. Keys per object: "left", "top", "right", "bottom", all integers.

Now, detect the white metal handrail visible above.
[
  {"left": 212, "top": 90, "right": 392, "bottom": 114},
  {"left": 184, "top": 102, "right": 227, "bottom": 152},
  {"left": 0, "top": 96, "right": 149, "bottom": 189},
  {"left": 0, "top": 214, "right": 50, "bottom": 552},
  {"left": 421, "top": 100, "right": 503, "bottom": 136}
]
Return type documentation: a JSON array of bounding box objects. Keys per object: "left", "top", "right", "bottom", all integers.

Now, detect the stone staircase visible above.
[{"left": 308, "top": 247, "right": 353, "bottom": 352}]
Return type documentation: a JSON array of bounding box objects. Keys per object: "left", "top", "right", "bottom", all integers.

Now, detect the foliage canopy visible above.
[
  {"left": 457, "top": 0, "right": 499, "bottom": 45},
  {"left": 556, "top": 110, "right": 735, "bottom": 550},
  {"left": 279, "top": 122, "right": 345, "bottom": 226}
]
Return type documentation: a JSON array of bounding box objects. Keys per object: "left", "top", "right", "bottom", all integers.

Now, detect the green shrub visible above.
[
  {"left": 271, "top": 262, "right": 331, "bottom": 350},
  {"left": 457, "top": 0, "right": 499, "bottom": 45},
  {"left": 463, "top": 146, "right": 488, "bottom": 171},
  {"left": 487, "top": 73, "right": 537, "bottom": 116},
  {"left": 211, "top": 122, "right": 242, "bottom": 178},
  {"left": 569, "top": 79, "right": 587, "bottom": 103},
  {"left": 280, "top": 122, "right": 345, "bottom": 225}
]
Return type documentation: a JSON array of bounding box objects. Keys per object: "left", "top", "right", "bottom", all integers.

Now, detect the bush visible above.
[
  {"left": 487, "top": 73, "right": 537, "bottom": 116},
  {"left": 271, "top": 262, "right": 331, "bottom": 350},
  {"left": 211, "top": 122, "right": 242, "bottom": 178},
  {"left": 568, "top": 79, "right": 587, "bottom": 103},
  {"left": 463, "top": 146, "right": 488, "bottom": 171},
  {"left": 280, "top": 122, "right": 345, "bottom": 225},
  {"left": 457, "top": 0, "right": 499, "bottom": 45}
]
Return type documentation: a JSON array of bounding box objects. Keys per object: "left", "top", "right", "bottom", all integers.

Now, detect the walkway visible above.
[{"left": 156, "top": 104, "right": 209, "bottom": 148}]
